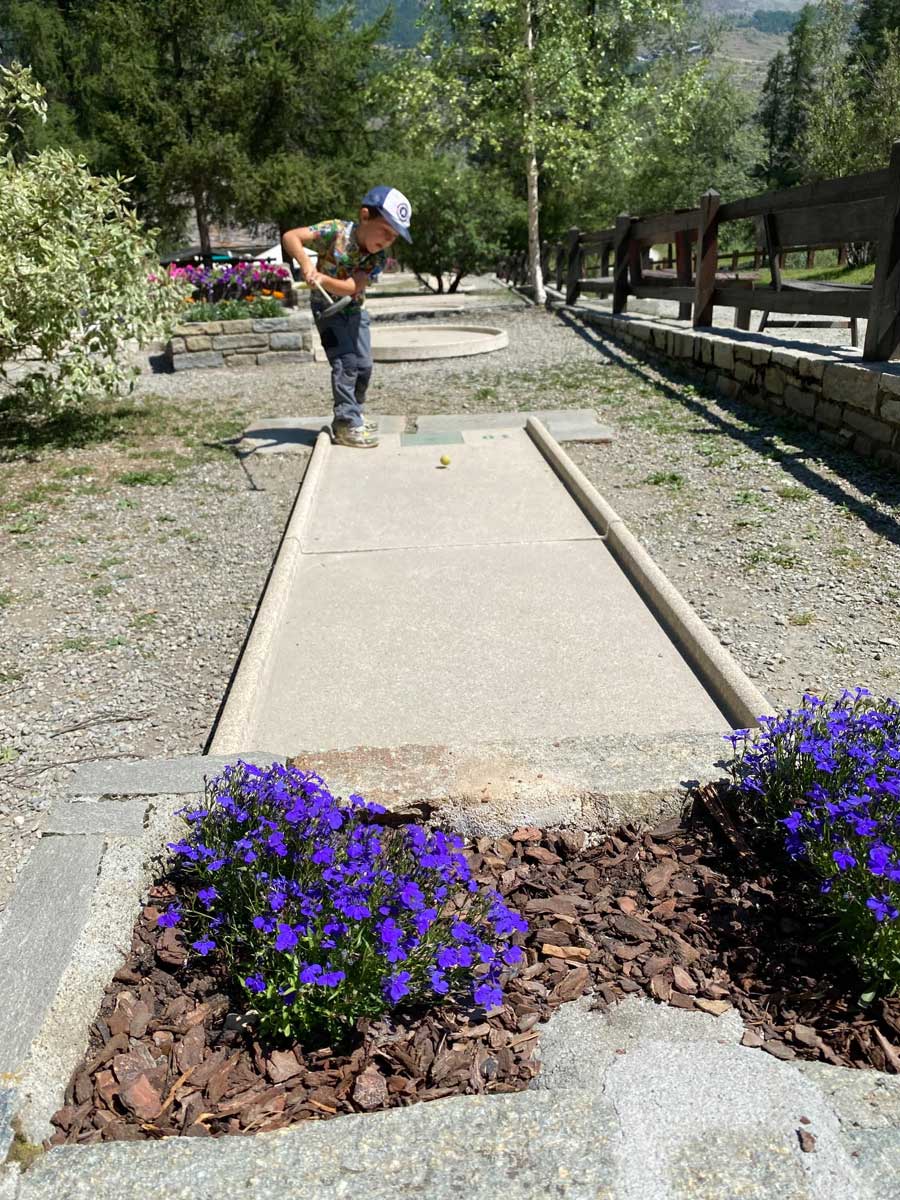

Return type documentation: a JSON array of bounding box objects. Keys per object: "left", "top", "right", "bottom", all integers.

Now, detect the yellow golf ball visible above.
[{"left": 440, "top": 454, "right": 451, "bottom": 466}]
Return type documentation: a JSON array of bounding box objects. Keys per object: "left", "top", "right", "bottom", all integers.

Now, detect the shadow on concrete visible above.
[
  {"left": 558, "top": 310, "right": 900, "bottom": 550},
  {"left": 236, "top": 426, "right": 323, "bottom": 453}
]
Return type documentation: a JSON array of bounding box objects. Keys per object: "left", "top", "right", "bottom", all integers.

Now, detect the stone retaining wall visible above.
[
  {"left": 572, "top": 308, "right": 900, "bottom": 473},
  {"left": 165, "top": 309, "right": 315, "bottom": 371}
]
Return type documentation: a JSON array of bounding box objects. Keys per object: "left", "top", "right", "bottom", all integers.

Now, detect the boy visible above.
[{"left": 282, "top": 186, "right": 412, "bottom": 449}]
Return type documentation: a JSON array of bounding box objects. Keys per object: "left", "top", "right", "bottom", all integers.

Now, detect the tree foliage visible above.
[
  {"left": 372, "top": 152, "right": 525, "bottom": 290},
  {"left": 1, "top": 0, "right": 388, "bottom": 251}
]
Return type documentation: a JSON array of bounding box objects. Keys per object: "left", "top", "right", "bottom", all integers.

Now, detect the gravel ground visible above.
[{"left": 1, "top": 287, "right": 898, "bottom": 912}]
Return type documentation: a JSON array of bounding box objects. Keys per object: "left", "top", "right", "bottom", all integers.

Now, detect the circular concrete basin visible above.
[{"left": 370, "top": 324, "right": 508, "bottom": 362}]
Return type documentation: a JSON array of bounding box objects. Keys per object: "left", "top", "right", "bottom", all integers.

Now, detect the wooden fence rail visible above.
[{"left": 497, "top": 142, "right": 900, "bottom": 361}]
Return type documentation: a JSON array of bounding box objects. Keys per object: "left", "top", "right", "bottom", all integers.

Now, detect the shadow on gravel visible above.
[{"left": 559, "top": 310, "right": 900, "bottom": 549}]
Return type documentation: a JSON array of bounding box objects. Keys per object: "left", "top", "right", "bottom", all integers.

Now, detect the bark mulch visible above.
[{"left": 48, "top": 784, "right": 900, "bottom": 1145}]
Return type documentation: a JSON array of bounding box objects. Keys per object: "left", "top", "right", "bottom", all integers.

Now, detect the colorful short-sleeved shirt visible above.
[{"left": 306, "top": 219, "right": 386, "bottom": 310}]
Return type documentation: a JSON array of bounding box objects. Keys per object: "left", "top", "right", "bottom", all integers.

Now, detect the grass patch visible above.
[
  {"left": 61, "top": 636, "right": 95, "bottom": 651},
  {"left": 0, "top": 744, "right": 19, "bottom": 764},
  {"left": 776, "top": 485, "right": 810, "bottom": 502},
  {"left": 56, "top": 464, "right": 93, "bottom": 478},
  {"left": 0, "top": 591, "right": 13, "bottom": 607},
  {"left": 645, "top": 470, "right": 686, "bottom": 489},
  {"left": 93, "top": 583, "right": 113, "bottom": 598},
  {"left": 789, "top": 612, "right": 815, "bottom": 626},
  {"left": 7, "top": 513, "right": 45, "bottom": 534},
  {"left": 117, "top": 468, "right": 177, "bottom": 487},
  {"left": 130, "top": 611, "right": 158, "bottom": 629}
]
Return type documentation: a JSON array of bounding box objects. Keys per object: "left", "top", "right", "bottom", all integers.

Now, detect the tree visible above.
[
  {"left": 804, "top": 0, "right": 860, "bottom": 181},
  {"left": 628, "top": 60, "right": 761, "bottom": 217},
  {"left": 757, "top": 51, "right": 788, "bottom": 188},
  {"left": 0, "top": 62, "right": 184, "bottom": 415},
  {"left": 370, "top": 152, "right": 525, "bottom": 290},
  {"left": 853, "top": 0, "right": 900, "bottom": 68},
  {"left": 421, "top": 0, "right": 685, "bottom": 303},
  {"left": 2, "top": 1, "right": 390, "bottom": 252}
]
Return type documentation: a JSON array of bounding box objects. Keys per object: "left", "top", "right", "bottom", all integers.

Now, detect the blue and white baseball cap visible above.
[{"left": 361, "top": 185, "right": 413, "bottom": 243}]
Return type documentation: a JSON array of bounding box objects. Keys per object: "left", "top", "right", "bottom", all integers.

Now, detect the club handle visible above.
[{"left": 314, "top": 280, "right": 335, "bottom": 305}]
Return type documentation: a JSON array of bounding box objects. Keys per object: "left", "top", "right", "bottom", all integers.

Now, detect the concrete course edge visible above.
[
  {"left": 208, "top": 431, "right": 332, "bottom": 754},
  {"left": 525, "top": 418, "right": 774, "bottom": 728}
]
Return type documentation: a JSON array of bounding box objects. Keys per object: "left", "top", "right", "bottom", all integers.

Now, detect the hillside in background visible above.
[{"left": 346, "top": 0, "right": 805, "bottom": 100}]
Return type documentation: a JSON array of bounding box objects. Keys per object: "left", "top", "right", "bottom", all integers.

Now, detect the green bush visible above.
[
  {"left": 180, "top": 298, "right": 283, "bottom": 324},
  {"left": 0, "top": 63, "right": 186, "bottom": 415}
]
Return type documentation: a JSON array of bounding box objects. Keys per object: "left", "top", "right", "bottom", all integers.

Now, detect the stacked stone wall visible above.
[
  {"left": 574, "top": 310, "right": 900, "bottom": 472},
  {"left": 166, "top": 310, "right": 314, "bottom": 371}
]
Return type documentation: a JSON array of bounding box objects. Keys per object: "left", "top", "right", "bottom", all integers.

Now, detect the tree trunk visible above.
[
  {"left": 193, "top": 186, "right": 212, "bottom": 257},
  {"left": 449, "top": 270, "right": 464, "bottom": 293},
  {"left": 524, "top": 0, "right": 545, "bottom": 304}
]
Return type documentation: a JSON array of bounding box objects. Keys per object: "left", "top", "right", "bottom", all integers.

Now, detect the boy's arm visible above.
[{"left": 282, "top": 227, "right": 364, "bottom": 298}]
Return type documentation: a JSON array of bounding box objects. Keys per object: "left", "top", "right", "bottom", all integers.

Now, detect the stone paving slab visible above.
[
  {"left": 0, "top": 836, "right": 104, "bottom": 1075},
  {"left": 43, "top": 799, "right": 149, "bottom": 837},
  {"left": 253, "top": 539, "right": 727, "bottom": 752},
  {"left": 9, "top": 997, "right": 892, "bottom": 1200},
  {"left": 68, "top": 752, "right": 285, "bottom": 797},
  {"left": 238, "top": 416, "right": 405, "bottom": 455},
  {"left": 290, "top": 730, "right": 729, "bottom": 835},
  {"left": 416, "top": 409, "right": 615, "bottom": 443},
  {"left": 299, "top": 429, "right": 598, "bottom": 553}
]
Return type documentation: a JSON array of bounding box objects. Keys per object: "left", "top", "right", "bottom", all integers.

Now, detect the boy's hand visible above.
[{"left": 304, "top": 268, "right": 326, "bottom": 288}]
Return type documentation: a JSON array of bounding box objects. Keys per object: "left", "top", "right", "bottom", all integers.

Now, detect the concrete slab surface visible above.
[
  {"left": 0, "top": 836, "right": 104, "bottom": 1073},
  {"left": 44, "top": 798, "right": 149, "bottom": 837},
  {"left": 290, "top": 730, "right": 729, "bottom": 835},
  {"left": 252, "top": 539, "right": 727, "bottom": 751},
  {"left": 300, "top": 429, "right": 598, "bottom": 553},
  {"left": 239, "top": 416, "right": 405, "bottom": 455},
  {"left": 68, "top": 752, "right": 286, "bottom": 797},
  {"left": 370, "top": 324, "right": 508, "bottom": 361},
  {"left": 417, "top": 409, "right": 615, "bottom": 444}
]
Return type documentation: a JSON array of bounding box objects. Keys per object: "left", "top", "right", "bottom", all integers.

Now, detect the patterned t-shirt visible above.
[{"left": 306, "top": 219, "right": 386, "bottom": 311}]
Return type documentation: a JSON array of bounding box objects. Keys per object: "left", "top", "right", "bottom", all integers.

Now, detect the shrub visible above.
[
  {"left": 727, "top": 688, "right": 900, "bottom": 990},
  {"left": 0, "top": 63, "right": 186, "bottom": 415},
  {"left": 159, "top": 762, "right": 527, "bottom": 1042},
  {"left": 180, "top": 298, "right": 283, "bottom": 324}
]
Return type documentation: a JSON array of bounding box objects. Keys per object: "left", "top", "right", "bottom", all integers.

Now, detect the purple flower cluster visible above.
[
  {"left": 727, "top": 688, "right": 900, "bottom": 986},
  {"left": 158, "top": 762, "right": 527, "bottom": 1041},
  {"left": 168, "top": 260, "right": 291, "bottom": 303}
]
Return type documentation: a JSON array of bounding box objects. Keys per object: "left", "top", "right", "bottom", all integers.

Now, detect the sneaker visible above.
[
  {"left": 362, "top": 415, "right": 379, "bottom": 434},
  {"left": 332, "top": 421, "right": 380, "bottom": 449}
]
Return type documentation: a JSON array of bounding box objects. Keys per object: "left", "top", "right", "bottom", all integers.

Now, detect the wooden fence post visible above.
[
  {"left": 864, "top": 139, "right": 900, "bottom": 359},
  {"left": 693, "top": 190, "right": 721, "bottom": 327},
  {"left": 675, "top": 230, "right": 693, "bottom": 321},
  {"left": 613, "top": 214, "right": 632, "bottom": 314},
  {"left": 564, "top": 227, "right": 582, "bottom": 306},
  {"left": 554, "top": 241, "right": 565, "bottom": 291},
  {"left": 540, "top": 239, "right": 550, "bottom": 287}
]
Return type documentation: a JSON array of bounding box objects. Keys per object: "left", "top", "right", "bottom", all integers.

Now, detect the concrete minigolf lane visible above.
[{"left": 241, "top": 427, "right": 730, "bottom": 752}]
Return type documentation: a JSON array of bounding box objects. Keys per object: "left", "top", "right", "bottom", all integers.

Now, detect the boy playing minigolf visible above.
[{"left": 282, "top": 186, "right": 413, "bottom": 449}]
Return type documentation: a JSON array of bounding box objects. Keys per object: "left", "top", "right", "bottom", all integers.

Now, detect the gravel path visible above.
[{"left": 1, "top": 293, "right": 898, "bottom": 911}]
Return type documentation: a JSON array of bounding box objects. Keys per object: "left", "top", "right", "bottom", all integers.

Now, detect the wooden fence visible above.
[{"left": 497, "top": 141, "right": 900, "bottom": 361}]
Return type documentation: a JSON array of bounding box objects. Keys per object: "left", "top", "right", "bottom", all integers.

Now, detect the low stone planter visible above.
[{"left": 165, "top": 310, "right": 315, "bottom": 371}]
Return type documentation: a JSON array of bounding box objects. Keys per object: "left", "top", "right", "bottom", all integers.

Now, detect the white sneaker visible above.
[{"left": 332, "top": 422, "right": 379, "bottom": 449}]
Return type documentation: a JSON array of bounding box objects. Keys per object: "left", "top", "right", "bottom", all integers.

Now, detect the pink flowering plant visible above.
[
  {"left": 727, "top": 688, "right": 900, "bottom": 990},
  {"left": 167, "top": 261, "right": 292, "bottom": 303},
  {"left": 158, "top": 762, "right": 527, "bottom": 1042}
]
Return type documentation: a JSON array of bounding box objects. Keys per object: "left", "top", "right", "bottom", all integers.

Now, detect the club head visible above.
[{"left": 320, "top": 294, "right": 353, "bottom": 320}]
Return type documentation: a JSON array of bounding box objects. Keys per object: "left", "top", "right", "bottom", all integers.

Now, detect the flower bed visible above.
[
  {"left": 48, "top": 752, "right": 900, "bottom": 1146},
  {"left": 168, "top": 261, "right": 294, "bottom": 307}
]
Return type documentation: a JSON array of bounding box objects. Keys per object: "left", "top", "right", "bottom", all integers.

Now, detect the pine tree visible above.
[{"left": 854, "top": 0, "right": 900, "bottom": 69}]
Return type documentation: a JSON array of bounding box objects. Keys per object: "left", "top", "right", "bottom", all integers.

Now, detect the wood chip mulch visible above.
[{"left": 48, "top": 784, "right": 900, "bottom": 1145}]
